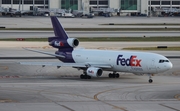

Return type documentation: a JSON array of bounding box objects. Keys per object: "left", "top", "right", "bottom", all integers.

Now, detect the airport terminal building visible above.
[{"left": 0, "top": 0, "right": 180, "bottom": 16}]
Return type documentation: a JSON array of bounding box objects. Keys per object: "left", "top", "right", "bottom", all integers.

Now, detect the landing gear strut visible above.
[
  {"left": 108, "top": 72, "right": 119, "bottom": 78},
  {"left": 80, "top": 71, "right": 91, "bottom": 79},
  {"left": 148, "top": 74, "right": 153, "bottom": 83},
  {"left": 80, "top": 74, "right": 91, "bottom": 79}
]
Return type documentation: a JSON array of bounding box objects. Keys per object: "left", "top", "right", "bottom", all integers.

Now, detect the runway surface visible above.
[
  {"left": 1, "top": 17, "right": 180, "bottom": 39},
  {"left": 1, "top": 31, "right": 180, "bottom": 38},
  {"left": 0, "top": 59, "right": 180, "bottom": 111},
  {"left": 0, "top": 42, "right": 180, "bottom": 111},
  {"left": 0, "top": 16, "right": 180, "bottom": 28},
  {"left": 0, "top": 17, "right": 180, "bottom": 111}
]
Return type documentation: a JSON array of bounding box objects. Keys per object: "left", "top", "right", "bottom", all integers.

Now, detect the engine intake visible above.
[
  {"left": 86, "top": 67, "right": 103, "bottom": 77},
  {"left": 67, "top": 38, "right": 79, "bottom": 48}
]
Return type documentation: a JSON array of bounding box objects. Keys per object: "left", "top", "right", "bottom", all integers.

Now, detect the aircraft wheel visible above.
[
  {"left": 108, "top": 73, "right": 112, "bottom": 78},
  {"left": 112, "top": 74, "right": 116, "bottom": 78},
  {"left": 80, "top": 74, "right": 84, "bottom": 79},
  {"left": 85, "top": 75, "right": 91, "bottom": 79},
  {"left": 149, "top": 79, "right": 153, "bottom": 83},
  {"left": 109, "top": 73, "right": 120, "bottom": 78},
  {"left": 116, "top": 73, "right": 119, "bottom": 78},
  {"left": 80, "top": 74, "right": 91, "bottom": 79},
  {"left": 87, "top": 76, "right": 91, "bottom": 79},
  {"left": 84, "top": 75, "right": 88, "bottom": 79}
]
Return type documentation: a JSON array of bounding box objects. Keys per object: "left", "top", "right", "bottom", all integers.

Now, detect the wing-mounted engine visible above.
[
  {"left": 49, "top": 37, "right": 79, "bottom": 49},
  {"left": 86, "top": 67, "right": 103, "bottom": 77}
]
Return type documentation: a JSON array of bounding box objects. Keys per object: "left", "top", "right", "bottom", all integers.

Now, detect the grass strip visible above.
[
  {"left": 1, "top": 37, "right": 180, "bottom": 42},
  {"left": 0, "top": 28, "right": 180, "bottom": 31},
  {"left": 123, "top": 46, "right": 180, "bottom": 51},
  {"left": 100, "top": 23, "right": 180, "bottom": 26},
  {"left": 78, "top": 37, "right": 180, "bottom": 42}
]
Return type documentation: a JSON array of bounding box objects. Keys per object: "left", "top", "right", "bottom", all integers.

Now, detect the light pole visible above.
[
  {"left": 18, "top": 0, "right": 21, "bottom": 11},
  {"left": 149, "top": 0, "right": 151, "bottom": 16}
]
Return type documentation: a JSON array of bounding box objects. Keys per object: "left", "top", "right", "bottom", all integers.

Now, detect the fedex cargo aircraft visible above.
[{"left": 21, "top": 16, "right": 173, "bottom": 83}]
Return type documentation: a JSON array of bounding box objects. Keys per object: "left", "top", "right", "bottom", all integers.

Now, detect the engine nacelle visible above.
[
  {"left": 67, "top": 38, "right": 79, "bottom": 48},
  {"left": 49, "top": 38, "right": 79, "bottom": 49},
  {"left": 86, "top": 67, "right": 103, "bottom": 77}
]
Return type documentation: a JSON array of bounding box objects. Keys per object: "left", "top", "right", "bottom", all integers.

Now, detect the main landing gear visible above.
[
  {"left": 148, "top": 74, "right": 153, "bottom": 83},
  {"left": 80, "top": 71, "right": 91, "bottom": 79},
  {"left": 80, "top": 74, "right": 91, "bottom": 79},
  {"left": 108, "top": 72, "right": 120, "bottom": 78}
]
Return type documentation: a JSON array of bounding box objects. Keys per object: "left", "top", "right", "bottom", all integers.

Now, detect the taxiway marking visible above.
[
  {"left": 0, "top": 66, "right": 9, "bottom": 70},
  {"left": 159, "top": 104, "right": 180, "bottom": 111},
  {"left": 93, "top": 85, "right": 148, "bottom": 111},
  {"left": 172, "top": 70, "right": 180, "bottom": 76},
  {"left": 0, "top": 99, "right": 14, "bottom": 103},
  {"left": 174, "top": 94, "right": 180, "bottom": 101}
]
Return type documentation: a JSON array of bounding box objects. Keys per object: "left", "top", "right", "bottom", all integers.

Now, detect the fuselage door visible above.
[{"left": 148, "top": 59, "right": 157, "bottom": 73}]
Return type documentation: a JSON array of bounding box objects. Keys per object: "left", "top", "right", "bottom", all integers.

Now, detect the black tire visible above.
[
  {"left": 84, "top": 75, "right": 88, "bottom": 79},
  {"left": 116, "top": 74, "right": 119, "bottom": 78},
  {"left": 80, "top": 74, "right": 84, "bottom": 79},
  {"left": 109, "top": 73, "right": 112, "bottom": 78},
  {"left": 87, "top": 76, "right": 91, "bottom": 79},
  {"left": 112, "top": 74, "right": 116, "bottom": 78},
  {"left": 149, "top": 79, "right": 153, "bottom": 83}
]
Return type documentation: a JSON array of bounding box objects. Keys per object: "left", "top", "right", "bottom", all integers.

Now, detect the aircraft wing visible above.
[
  {"left": 20, "top": 62, "right": 112, "bottom": 69},
  {"left": 23, "top": 48, "right": 65, "bottom": 58},
  {"left": 21, "top": 48, "right": 112, "bottom": 69}
]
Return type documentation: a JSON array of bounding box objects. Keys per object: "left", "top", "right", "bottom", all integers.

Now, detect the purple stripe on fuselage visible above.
[{"left": 55, "top": 49, "right": 75, "bottom": 63}]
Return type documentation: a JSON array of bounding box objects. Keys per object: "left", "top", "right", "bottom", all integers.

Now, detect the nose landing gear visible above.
[
  {"left": 148, "top": 74, "right": 153, "bottom": 83},
  {"left": 149, "top": 79, "right": 153, "bottom": 83}
]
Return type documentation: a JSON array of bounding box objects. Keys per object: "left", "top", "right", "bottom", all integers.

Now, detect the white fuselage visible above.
[{"left": 72, "top": 49, "right": 173, "bottom": 74}]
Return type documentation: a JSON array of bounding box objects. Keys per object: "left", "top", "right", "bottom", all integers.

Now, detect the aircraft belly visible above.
[{"left": 72, "top": 50, "right": 116, "bottom": 64}]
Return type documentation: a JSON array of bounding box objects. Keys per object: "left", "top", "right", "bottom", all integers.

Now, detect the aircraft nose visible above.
[{"left": 167, "top": 62, "right": 173, "bottom": 70}]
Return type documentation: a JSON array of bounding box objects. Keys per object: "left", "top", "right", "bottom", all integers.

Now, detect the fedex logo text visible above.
[
  {"left": 54, "top": 41, "right": 64, "bottom": 46},
  {"left": 117, "top": 55, "right": 142, "bottom": 67},
  {"left": 88, "top": 70, "right": 94, "bottom": 74}
]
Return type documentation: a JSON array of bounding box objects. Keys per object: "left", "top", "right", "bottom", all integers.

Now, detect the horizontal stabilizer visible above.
[{"left": 23, "top": 48, "right": 65, "bottom": 58}]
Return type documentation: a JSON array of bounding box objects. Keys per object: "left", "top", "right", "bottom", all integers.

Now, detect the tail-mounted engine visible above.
[
  {"left": 49, "top": 37, "right": 79, "bottom": 49},
  {"left": 86, "top": 67, "right": 103, "bottom": 77}
]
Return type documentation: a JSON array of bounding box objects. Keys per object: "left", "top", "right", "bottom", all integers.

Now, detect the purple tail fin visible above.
[{"left": 49, "top": 16, "right": 68, "bottom": 42}]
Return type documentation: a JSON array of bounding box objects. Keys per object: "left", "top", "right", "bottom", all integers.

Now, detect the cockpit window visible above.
[{"left": 159, "top": 59, "right": 169, "bottom": 63}]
